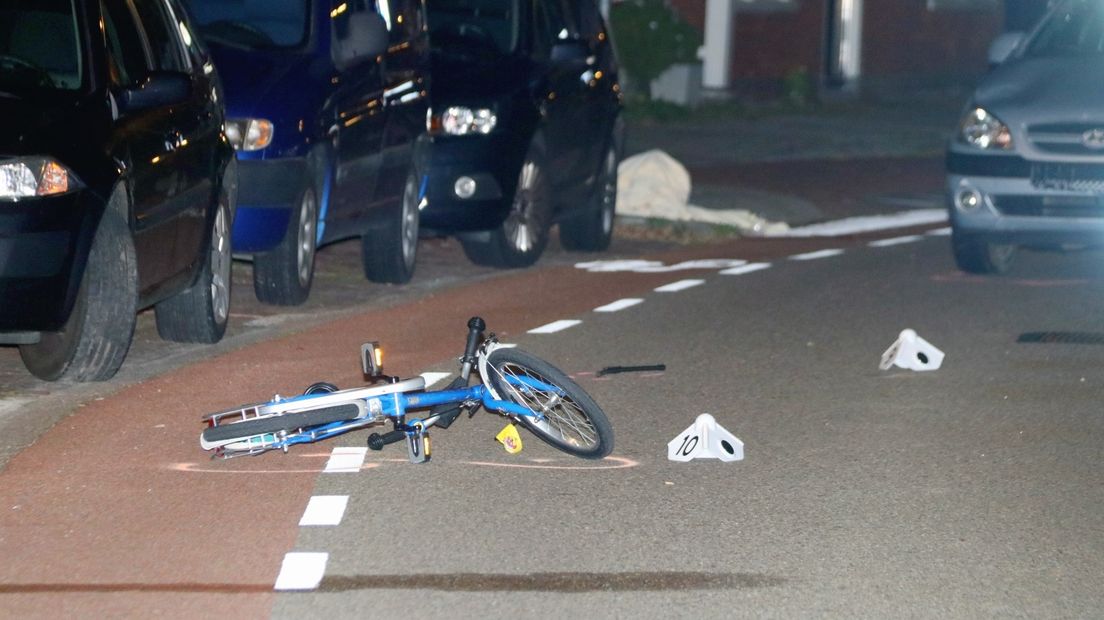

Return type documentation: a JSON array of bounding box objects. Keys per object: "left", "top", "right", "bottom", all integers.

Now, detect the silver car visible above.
[{"left": 947, "top": 0, "right": 1104, "bottom": 273}]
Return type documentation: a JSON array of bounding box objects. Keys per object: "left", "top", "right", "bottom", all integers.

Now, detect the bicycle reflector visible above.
[{"left": 361, "top": 341, "right": 383, "bottom": 377}]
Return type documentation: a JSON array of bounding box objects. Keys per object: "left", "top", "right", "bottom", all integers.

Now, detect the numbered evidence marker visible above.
[
  {"left": 879, "top": 328, "right": 944, "bottom": 372},
  {"left": 667, "top": 413, "right": 744, "bottom": 462}
]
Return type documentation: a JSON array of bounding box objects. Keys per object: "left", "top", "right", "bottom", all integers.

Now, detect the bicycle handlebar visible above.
[{"left": 459, "top": 316, "right": 485, "bottom": 382}]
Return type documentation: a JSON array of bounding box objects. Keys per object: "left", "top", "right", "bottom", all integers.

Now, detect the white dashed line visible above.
[
  {"left": 927, "top": 227, "right": 952, "bottom": 236},
  {"left": 419, "top": 372, "right": 451, "bottom": 388},
  {"left": 324, "top": 447, "right": 368, "bottom": 473},
  {"left": 299, "top": 496, "right": 349, "bottom": 527},
  {"left": 868, "top": 235, "right": 923, "bottom": 247},
  {"left": 719, "top": 262, "right": 771, "bottom": 276},
  {"left": 655, "top": 279, "right": 704, "bottom": 292},
  {"left": 789, "top": 249, "right": 844, "bottom": 261},
  {"left": 594, "top": 298, "right": 644, "bottom": 313},
  {"left": 528, "top": 319, "right": 582, "bottom": 334},
  {"left": 274, "top": 552, "right": 329, "bottom": 590}
]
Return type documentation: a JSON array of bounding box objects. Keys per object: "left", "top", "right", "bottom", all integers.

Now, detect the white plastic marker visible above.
[
  {"left": 879, "top": 329, "right": 945, "bottom": 372},
  {"left": 274, "top": 552, "right": 329, "bottom": 590},
  {"left": 667, "top": 414, "right": 744, "bottom": 462}
]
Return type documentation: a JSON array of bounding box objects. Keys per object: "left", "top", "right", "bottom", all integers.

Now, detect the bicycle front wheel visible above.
[{"left": 485, "top": 348, "right": 613, "bottom": 459}]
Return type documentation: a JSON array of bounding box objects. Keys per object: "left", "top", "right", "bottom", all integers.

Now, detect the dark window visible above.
[
  {"left": 0, "top": 0, "right": 83, "bottom": 92},
  {"left": 132, "top": 0, "right": 187, "bottom": 71},
  {"left": 1027, "top": 0, "right": 1104, "bottom": 57},
  {"left": 102, "top": 0, "right": 150, "bottom": 86},
  {"left": 532, "top": 0, "right": 569, "bottom": 56},
  {"left": 574, "top": 0, "right": 604, "bottom": 41}
]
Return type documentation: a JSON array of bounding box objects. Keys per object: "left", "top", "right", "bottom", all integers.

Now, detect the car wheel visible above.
[
  {"left": 154, "top": 191, "right": 233, "bottom": 343},
  {"left": 461, "top": 137, "right": 552, "bottom": 268},
  {"left": 952, "top": 229, "right": 1015, "bottom": 274},
  {"left": 253, "top": 183, "right": 317, "bottom": 305},
  {"left": 20, "top": 209, "right": 138, "bottom": 381},
  {"left": 560, "top": 142, "right": 617, "bottom": 252},
  {"left": 362, "top": 171, "right": 419, "bottom": 284}
]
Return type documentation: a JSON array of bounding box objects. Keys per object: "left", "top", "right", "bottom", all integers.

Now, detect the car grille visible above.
[
  {"left": 993, "top": 195, "right": 1104, "bottom": 218},
  {"left": 1030, "top": 162, "right": 1104, "bottom": 192},
  {"left": 1028, "top": 122, "right": 1104, "bottom": 156}
]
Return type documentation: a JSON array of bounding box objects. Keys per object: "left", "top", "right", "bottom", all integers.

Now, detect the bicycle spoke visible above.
[{"left": 491, "top": 362, "right": 600, "bottom": 449}]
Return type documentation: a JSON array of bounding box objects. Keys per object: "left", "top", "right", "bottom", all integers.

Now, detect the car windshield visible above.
[
  {"left": 1024, "top": 0, "right": 1104, "bottom": 57},
  {"left": 427, "top": 0, "right": 519, "bottom": 56},
  {"left": 185, "top": 0, "right": 310, "bottom": 49},
  {"left": 0, "top": 0, "right": 83, "bottom": 95}
]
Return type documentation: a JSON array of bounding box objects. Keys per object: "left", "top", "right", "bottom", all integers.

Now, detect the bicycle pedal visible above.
[
  {"left": 407, "top": 430, "right": 431, "bottom": 464},
  {"left": 431, "top": 404, "right": 462, "bottom": 429}
]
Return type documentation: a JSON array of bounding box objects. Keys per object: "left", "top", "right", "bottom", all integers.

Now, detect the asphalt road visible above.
[
  {"left": 4, "top": 220, "right": 1103, "bottom": 617},
  {"left": 269, "top": 235, "right": 1104, "bottom": 618}
]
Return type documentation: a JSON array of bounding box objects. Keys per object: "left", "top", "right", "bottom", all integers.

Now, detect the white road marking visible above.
[
  {"left": 720, "top": 262, "right": 771, "bottom": 276},
  {"left": 528, "top": 319, "right": 582, "bottom": 334},
  {"left": 274, "top": 552, "right": 328, "bottom": 590},
  {"left": 299, "top": 496, "right": 349, "bottom": 526},
  {"left": 419, "top": 372, "right": 451, "bottom": 388},
  {"left": 575, "top": 259, "right": 746, "bottom": 273},
  {"left": 594, "top": 298, "right": 644, "bottom": 312},
  {"left": 778, "top": 208, "right": 947, "bottom": 237},
  {"left": 789, "top": 249, "right": 844, "bottom": 261},
  {"left": 655, "top": 279, "right": 705, "bottom": 292},
  {"left": 324, "top": 447, "right": 368, "bottom": 473},
  {"left": 868, "top": 235, "right": 923, "bottom": 247},
  {"left": 927, "top": 227, "right": 952, "bottom": 236}
]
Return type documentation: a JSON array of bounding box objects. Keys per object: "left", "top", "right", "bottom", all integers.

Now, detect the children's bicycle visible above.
[{"left": 200, "top": 317, "right": 613, "bottom": 462}]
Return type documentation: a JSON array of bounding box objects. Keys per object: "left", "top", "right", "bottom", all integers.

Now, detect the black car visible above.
[
  {"left": 421, "top": 0, "right": 623, "bottom": 267},
  {"left": 0, "top": 0, "right": 237, "bottom": 381}
]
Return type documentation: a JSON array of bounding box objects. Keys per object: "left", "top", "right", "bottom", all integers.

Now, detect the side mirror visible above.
[
  {"left": 551, "top": 37, "right": 590, "bottom": 63},
  {"left": 988, "top": 31, "right": 1023, "bottom": 66},
  {"left": 335, "top": 12, "right": 389, "bottom": 70},
  {"left": 119, "top": 71, "right": 191, "bottom": 112}
]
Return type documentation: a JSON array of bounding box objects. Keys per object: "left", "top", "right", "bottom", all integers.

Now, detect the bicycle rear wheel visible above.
[
  {"left": 485, "top": 348, "right": 613, "bottom": 459},
  {"left": 202, "top": 403, "right": 362, "bottom": 444}
]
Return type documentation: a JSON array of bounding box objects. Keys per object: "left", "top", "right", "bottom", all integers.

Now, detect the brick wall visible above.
[{"left": 665, "top": 0, "right": 1002, "bottom": 93}]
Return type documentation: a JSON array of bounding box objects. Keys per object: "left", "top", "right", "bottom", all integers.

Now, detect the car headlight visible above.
[
  {"left": 224, "top": 118, "right": 274, "bottom": 151},
  {"left": 958, "top": 107, "right": 1013, "bottom": 150},
  {"left": 428, "top": 106, "right": 497, "bottom": 136},
  {"left": 0, "top": 156, "right": 83, "bottom": 200}
]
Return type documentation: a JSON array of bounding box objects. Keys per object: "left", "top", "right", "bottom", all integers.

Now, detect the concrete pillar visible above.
[{"left": 702, "top": 0, "right": 734, "bottom": 89}]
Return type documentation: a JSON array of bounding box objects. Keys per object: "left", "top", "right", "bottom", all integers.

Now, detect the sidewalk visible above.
[{"left": 622, "top": 91, "right": 965, "bottom": 227}]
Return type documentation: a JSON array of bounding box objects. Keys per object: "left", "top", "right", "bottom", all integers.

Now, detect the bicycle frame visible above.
[{"left": 208, "top": 373, "right": 559, "bottom": 458}]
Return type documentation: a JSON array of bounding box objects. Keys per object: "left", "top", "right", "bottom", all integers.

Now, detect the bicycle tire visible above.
[
  {"left": 485, "top": 348, "right": 613, "bottom": 459},
  {"left": 202, "top": 403, "right": 362, "bottom": 444}
]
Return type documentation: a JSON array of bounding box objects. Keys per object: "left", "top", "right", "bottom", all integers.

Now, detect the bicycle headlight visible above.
[
  {"left": 224, "top": 118, "right": 274, "bottom": 151},
  {"left": 958, "top": 106, "right": 1013, "bottom": 150},
  {"left": 361, "top": 341, "right": 383, "bottom": 377},
  {"left": 0, "top": 156, "right": 83, "bottom": 200},
  {"left": 428, "top": 106, "right": 497, "bottom": 136}
]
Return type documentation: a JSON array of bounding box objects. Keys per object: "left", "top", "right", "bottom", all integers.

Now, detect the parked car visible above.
[
  {"left": 420, "top": 0, "right": 624, "bottom": 267},
  {"left": 947, "top": 0, "right": 1104, "bottom": 274},
  {"left": 0, "top": 0, "right": 236, "bottom": 381},
  {"left": 184, "top": 0, "right": 431, "bottom": 305}
]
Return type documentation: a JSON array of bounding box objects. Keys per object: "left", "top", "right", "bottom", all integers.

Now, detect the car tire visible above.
[
  {"left": 154, "top": 189, "right": 233, "bottom": 343},
  {"left": 20, "top": 209, "right": 138, "bottom": 381},
  {"left": 560, "top": 142, "right": 617, "bottom": 252},
  {"left": 361, "top": 171, "right": 419, "bottom": 284},
  {"left": 460, "top": 137, "right": 552, "bottom": 268},
  {"left": 253, "top": 183, "right": 317, "bottom": 305},
  {"left": 952, "top": 229, "right": 1015, "bottom": 274}
]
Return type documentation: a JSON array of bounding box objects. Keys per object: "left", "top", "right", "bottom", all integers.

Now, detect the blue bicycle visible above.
[{"left": 200, "top": 317, "right": 613, "bottom": 461}]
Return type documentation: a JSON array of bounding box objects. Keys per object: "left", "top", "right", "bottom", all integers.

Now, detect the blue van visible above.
[{"left": 185, "top": 0, "right": 430, "bottom": 304}]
